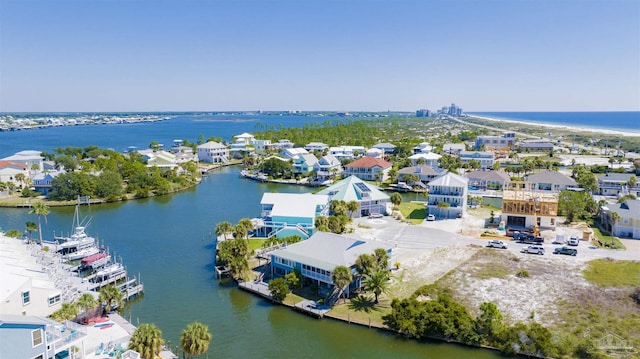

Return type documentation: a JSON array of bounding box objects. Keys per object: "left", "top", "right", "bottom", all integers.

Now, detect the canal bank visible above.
[{"left": 0, "top": 165, "right": 502, "bottom": 359}]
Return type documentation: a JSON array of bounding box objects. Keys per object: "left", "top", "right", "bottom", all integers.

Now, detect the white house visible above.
[
  {"left": 281, "top": 147, "right": 309, "bottom": 160},
  {"left": 0, "top": 160, "right": 29, "bottom": 186},
  {"left": 596, "top": 173, "right": 640, "bottom": 197},
  {"left": 329, "top": 146, "right": 366, "bottom": 160},
  {"left": 257, "top": 192, "right": 330, "bottom": 239},
  {"left": 427, "top": 172, "right": 468, "bottom": 219},
  {"left": 365, "top": 148, "right": 384, "bottom": 159},
  {"left": 525, "top": 171, "right": 578, "bottom": 192},
  {"left": 0, "top": 150, "right": 44, "bottom": 171},
  {"left": 443, "top": 143, "right": 466, "bottom": 155},
  {"left": 313, "top": 155, "right": 342, "bottom": 181},
  {"left": 197, "top": 141, "right": 229, "bottom": 163},
  {"left": 409, "top": 152, "right": 441, "bottom": 167},
  {"left": 304, "top": 142, "right": 329, "bottom": 152},
  {"left": 459, "top": 151, "right": 495, "bottom": 169},
  {"left": 343, "top": 157, "right": 392, "bottom": 182},
  {"left": 413, "top": 142, "right": 434, "bottom": 154},
  {"left": 316, "top": 175, "right": 390, "bottom": 217},
  {"left": 600, "top": 199, "right": 640, "bottom": 239}
]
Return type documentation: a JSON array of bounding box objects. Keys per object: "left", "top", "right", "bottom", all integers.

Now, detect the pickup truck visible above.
[
  {"left": 553, "top": 246, "right": 577, "bottom": 256},
  {"left": 514, "top": 232, "right": 544, "bottom": 244}
]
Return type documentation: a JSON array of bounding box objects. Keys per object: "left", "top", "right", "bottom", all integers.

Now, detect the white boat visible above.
[
  {"left": 63, "top": 246, "right": 99, "bottom": 261},
  {"left": 91, "top": 263, "right": 126, "bottom": 283},
  {"left": 54, "top": 205, "right": 97, "bottom": 254}
]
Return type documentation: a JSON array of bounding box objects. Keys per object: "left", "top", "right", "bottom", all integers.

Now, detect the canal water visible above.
[{"left": 0, "top": 115, "right": 501, "bottom": 358}]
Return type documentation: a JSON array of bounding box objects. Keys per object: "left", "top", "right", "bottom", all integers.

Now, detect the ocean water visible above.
[{"left": 467, "top": 112, "right": 640, "bottom": 134}]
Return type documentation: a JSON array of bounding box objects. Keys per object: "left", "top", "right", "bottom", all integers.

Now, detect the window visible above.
[
  {"left": 22, "top": 291, "right": 30, "bottom": 305},
  {"left": 32, "top": 329, "right": 43, "bottom": 347},
  {"left": 48, "top": 294, "right": 61, "bottom": 306}
]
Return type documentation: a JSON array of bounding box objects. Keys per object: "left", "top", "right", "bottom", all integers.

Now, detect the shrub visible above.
[
  {"left": 516, "top": 270, "right": 530, "bottom": 278},
  {"left": 268, "top": 278, "right": 289, "bottom": 302},
  {"left": 631, "top": 287, "right": 640, "bottom": 305}
]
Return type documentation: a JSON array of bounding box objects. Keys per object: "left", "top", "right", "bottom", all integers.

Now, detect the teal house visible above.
[{"left": 257, "top": 192, "right": 330, "bottom": 239}]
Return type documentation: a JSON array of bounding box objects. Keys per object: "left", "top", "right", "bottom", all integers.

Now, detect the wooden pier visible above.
[{"left": 237, "top": 281, "right": 272, "bottom": 300}]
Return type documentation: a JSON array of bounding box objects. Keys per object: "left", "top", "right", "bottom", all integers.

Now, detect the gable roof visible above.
[
  {"left": 296, "top": 153, "right": 319, "bottom": 165},
  {"left": 318, "top": 155, "right": 341, "bottom": 166},
  {"left": 0, "top": 161, "right": 28, "bottom": 170},
  {"left": 526, "top": 171, "right": 577, "bottom": 186},
  {"left": 316, "top": 175, "right": 389, "bottom": 202},
  {"left": 344, "top": 157, "right": 391, "bottom": 169},
  {"left": 398, "top": 165, "right": 445, "bottom": 176},
  {"left": 372, "top": 142, "right": 396, "bottom": 149},
  {"left": 261, "top": 193, "right": 329, "bottom": 219},
  {"left": 428, "top": 172, "right": 469, "bottom": 187},
  {"left": 270, "top": 232, "right": 392, "bottom": 272},
  {"left": 409, "top": 152, "right": 442, "bottom": 161},
  {"left": 197, "top": 141, "right": 227, "bottom": 150},
  {"left": 606, "top": 199, "right": 640, "bottom": 218},
  {"left": 597, "top": 173, "right": 635, "bottom": 183},
  {"left": 465, "top": 170, "right": 511, "bottom": 183}
]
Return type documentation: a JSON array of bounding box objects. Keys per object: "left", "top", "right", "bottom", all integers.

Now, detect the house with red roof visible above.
[
  {"left": 342, "top": 157, "right": 392, "bottom": 182},
  {"left": 0, "top": 161, "right": 29, "bottom": 186}
]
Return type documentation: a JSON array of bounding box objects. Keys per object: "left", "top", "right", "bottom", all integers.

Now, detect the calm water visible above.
[
  {"left": 0, "top": 167, "right": 499, "bottom": 358},
  {"left": 0, "top": 114, "right": 500, "bottom": 358},
  {"left": 468, "top": 111, "right": 640, "bottom": 134}
]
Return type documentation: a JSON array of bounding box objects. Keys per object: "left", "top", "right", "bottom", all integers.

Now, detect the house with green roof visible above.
[
  {"left": 316, "top": 175, "right": 390, "bottom": 217},
  {"left": 270, "top": 232, "right": 394, "bottom": 297}
]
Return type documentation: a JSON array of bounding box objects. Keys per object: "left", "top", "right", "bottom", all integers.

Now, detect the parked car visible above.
[
  {"left": 486, "top": 240, "right": 508, "bottom": 249},
  {"left": 567, "top": 237, "right": 580, "bottom": 246},
  {"left": 521, "top": 245, "right": 545, "bottom": 255},
  {"left": 514, "top": 232, "right": 544, "bottom": 244},
  {"left": 427, "top": 214, "right": 436, "bottom": 221},
  {"left": 553, "top": 246, "right": 577, "bottom": 256},
  {"left": 368, "top": 213, "right": 383, "bottom": 219}
]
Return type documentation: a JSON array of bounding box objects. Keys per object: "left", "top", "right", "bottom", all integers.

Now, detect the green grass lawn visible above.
[
  {"left": 326, "top": 294, "right": 391, "bottom": 328},
  {"left": 589, "top": 220, "right": 626, "bottom": 250},
  {"left": 398, "top": 202, "right": 426, "bottom": 224},
  {"left": 583, "top": 258, "right": 640, "bottom": 287}
]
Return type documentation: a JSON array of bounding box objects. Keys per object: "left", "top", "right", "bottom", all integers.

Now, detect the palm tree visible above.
[
  {"left": 180, "top": 321, "right": 212, "bottom": 359},
  {"left": 346, "top": 200, "right": 359, "bottom": 219},
  {"left": 331, "top": 265, "right": 352, "bottom": 304},
  {"left": 609, "top": 212, "right": 621, "bottom": 242},
  {"left": 99, "top": 285, "right": 123, "bottom": 313},
  {"left": 77, "top": 293, "right": 98, "bottom": 314},
  {"left": 14, "top": 173, "right": 26, "bottom": 188},
  {"left": 237, "top": 218, "right": 254, "bottom": 239},
  {"left": 51, "top": 302, "right": 79, "bottom": 322},
  {"left": 28, "top": 201, "right": 49, "bottom": 247},
  {"left": 390, "top": 193, "right": 402, "bottom": 209},
  {"left": 354, "top": 254, "right": 376, "bottom": 278},
  {"left": 129, "top": 323, "right": 164, "bottom": 359},
  {"left": 25, "top": 221, "right": 37, "bottom": 242},
  {"left": 215, "top": 221, "right": 233, "bottom": 241},
  {"left": 374, "top": 248, "right": 390, "bottom": 270},
  {"left": 363, "top": 270, "right": 390, "bottom": 303}
]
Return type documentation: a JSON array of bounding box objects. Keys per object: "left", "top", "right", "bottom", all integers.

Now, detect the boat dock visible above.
[
  {"left": 293, "top": 300, "right": 331, "bottom": 318},
  {"left": 237, "top": 280, "right": 272, "bottom": 300}
]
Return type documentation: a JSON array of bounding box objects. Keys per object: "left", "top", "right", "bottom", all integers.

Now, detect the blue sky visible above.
[{"left": 1, "top": 0, "right": 638, "bottom": 112}]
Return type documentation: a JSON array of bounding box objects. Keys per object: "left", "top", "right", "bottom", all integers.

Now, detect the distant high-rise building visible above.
[{"left": 416, "top": 109, "right": 431, "bottom": 117}]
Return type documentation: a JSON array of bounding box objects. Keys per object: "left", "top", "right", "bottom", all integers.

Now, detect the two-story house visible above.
[
  {"left": 197, "top": 141, "right": 229, "bottom": 163},
  {"left": 600, "top": 199, "right": 640, "bottom": 239},
  {"left": 257, "top": 192, "right": 330, "bottom": 239},
  {"left": 343, "top": 157, "right": 392, "bottom": 182},
  {"left": 459, "top": 151, "right": 495, "bottom": 169},
  {"left": 312, "top": 155, "right": 343, "bottom": 182},
  {"left": 597, "top": 173, "right": 640, "bottom": 197},
  {"left": 465, "top": 170, "right": 511, "bottom": 190},
  {"left": 525, "top": 171, "right": 578, "bottom": 192},
  {"left": 292, "top": 154, "right": 319, "bottom": 174},
  {"left": 426, "top": 172, "right": 468, "bottom": 219}
]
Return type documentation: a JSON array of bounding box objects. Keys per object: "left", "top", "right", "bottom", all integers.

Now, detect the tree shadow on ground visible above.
[
  {"left": 409, "top": 208, "right": 426, "bottom": 220},
  {"left": 348, "top": 294, "right": 381, "bottom": 313}
]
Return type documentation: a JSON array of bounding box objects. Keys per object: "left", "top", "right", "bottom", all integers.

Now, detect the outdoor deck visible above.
[{"left": 237, "top": 280, "right": 272, "bottom": 300}]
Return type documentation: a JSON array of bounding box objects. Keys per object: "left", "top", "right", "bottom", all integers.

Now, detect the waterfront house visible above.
[
  {"left": 0, "top": 314, "right": 87, "bottom": 359},
  {"left": 442, "top": 143, "right": 466, "bottom": 155},
  {"left": 312, "top": 155, "right": 342, "bottom": 182},
  {"left": 270, "top": 139, "right": 295, "bottom": 150},
  {"left": 596, "top": 173, "right": 640, "bottom": 197},
  {"left": 517, "top": 139, "right": 554, "bottom": 152},
  {"left": 372, "top": 142, "right": 396, "bottom": 155},
  {"left": 0, "top": 150, "right": 44, "bottom": 171},
  {"left": 33, "top": 172, "right": 61, "bottom": 195},
  {"left": 229, "top": 133, "right": 256, "bottom": 158},
  {"left": 365, "top": 148, "right": 384, "bottom": 159},
  {"left": 525, "top": 170, "right": 578, "bottom": 192},
  {"left": 292, "top": 153, "right": 319, "bottom": 174},
  {"left": 329, "top": 145, "right": 366, "bottom": 160},
  {"left": 408, "top": 152, "right": 441, "bottom": 167},
  {"left": 474, "top": 133, "right": 515, "bottom": 150},
  {"left": 0, "top": 160, "right": 29, "bottom": 187},
  {"left": 197, "top": 141, "right": 229, "bottom": 164},
  {"left": 398, "top": 165, "right": 446, "bottom": 184},
  {"left": 138, "top": 149, "right": 180, "bottom": 171},
  {"left": 342, "top": 157, "right": 392, "bottom": 182},
  {"left": 465, "top": 170, "right": 510, "bottom": 190},
  {"left": 251, "top": 139, "right": 272, "bottom": 154},
  {"left": 316, "top": 175, "right": 390, "bottom": 217},
  {"left": 459, "top": 151, "right": 495, "bottom": 169},
  {"left": 427, "top": 172, "right": 468, "bottom": 219},
  {"left": 233, "top": 132, "right": 255, "bottom": 145},
  {"left": 412, "top": 142, "right": 434, "bottom": 154},
  {"left": 257, "top": 193, "right": 330, "bottom": 239},
  {"left": 599, "top": 199, "right": 640, "bottom": 239},
  {"left": 281, "top": 147, "right": 309, "bottom": 160},
  {"left": 501, "top": 186, "right": 558, "bottom": 230},
  {"left": 270, "top": 232, "right": 394, "bottom": 298},
  {"left": 304, "top": 142, "right": 329, "bottom": 152}
]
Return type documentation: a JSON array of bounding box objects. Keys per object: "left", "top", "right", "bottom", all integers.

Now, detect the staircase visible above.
[{"left": 326, "top": 286, "right": 343, "bottom": 306}]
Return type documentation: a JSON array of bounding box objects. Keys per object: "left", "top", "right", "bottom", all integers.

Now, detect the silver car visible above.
[{"left": 521, "top": 245, "right": 545, "bottom": 255}]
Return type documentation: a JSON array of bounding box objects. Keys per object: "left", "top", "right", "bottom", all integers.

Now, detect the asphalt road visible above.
[{"left": 352, "top": 216, "right": 640, "bottom": 262}]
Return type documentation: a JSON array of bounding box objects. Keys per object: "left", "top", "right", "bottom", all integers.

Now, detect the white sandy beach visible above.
[{"left": 468, "top": 114, "right": 640, "bottom": 137}]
